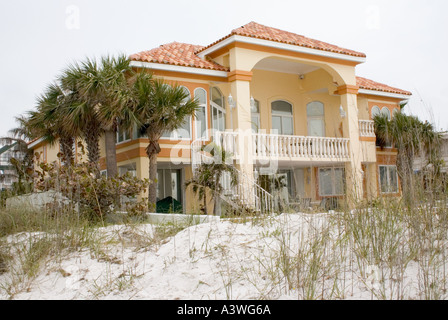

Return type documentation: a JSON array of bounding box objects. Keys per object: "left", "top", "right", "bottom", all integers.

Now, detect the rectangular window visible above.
[
  {"left": 162, "top": 117, "right": 192, "bottom": 140},
  {"left": 118, "top": 163, "right": 137, "bottom": 177},
  {"left": 319, "top": 167, "right": 345, "bottom": 196},
  {"left": 157, "top": 169, "right": 182, "bottom": 203},
  {"left": 379, "top": 165, "right": 399, "bottom": 193},
  {"left": 117, "top": 127, "right": 131, "bottom": 144},
  {"left": 195, "top": 106, "right": 207, "bottom": 139}
]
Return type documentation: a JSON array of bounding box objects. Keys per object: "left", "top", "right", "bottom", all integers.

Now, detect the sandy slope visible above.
[{"left": 0, "top": 213, "right": 443, "bottom": 300}]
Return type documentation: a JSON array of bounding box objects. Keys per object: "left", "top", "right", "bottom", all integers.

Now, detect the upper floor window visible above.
[
  {"left": 381, "top": 107, "right": 391, "bottom": 120},
  {"left": 371, "top": 105, "right": 380, "bottom": 119},
  {"left": 162, "top": 86, "right": 192, "bottom": 140},
  {"left": 194, "top": 88, "right": 208, "bottom": 139},
  {"left": 307, "top": 101, "right": 325, "bottom": 137},
  {"left": 271, "top": 100, "right": 293, "bottom": 135},
  {"left": 117, "top": 127, "right": 132, "bottom": 143},
  {"left": 210, "top": 87, "right": 226, "bottom": 132},
  {"left": 211, "top": 87, "right": 225, "bottom": 108}
]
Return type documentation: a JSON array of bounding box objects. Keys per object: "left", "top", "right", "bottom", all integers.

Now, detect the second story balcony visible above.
[
  {"left": 359, "top": 120, "right": 376, "bottom": 138},
  {"left": 214, "top": 131, "right": 351, "bottom": 165},
  {"left": 212, "top": 119, "right": 375, "bottom": 165}
]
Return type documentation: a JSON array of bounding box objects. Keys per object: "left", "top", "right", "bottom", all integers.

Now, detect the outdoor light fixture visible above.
[
  {"left": 250, "top": 96, "right": 256, "bottom": 111},
  {"left": 339, "top": 105, "right": 346, "bottom": 118},
  {"left": 228, "top": 94, "right": 235, "bottom": 109}
]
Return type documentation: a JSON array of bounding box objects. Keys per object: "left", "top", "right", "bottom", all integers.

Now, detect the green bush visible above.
[{"left": 34, "top": 160, "right": 149, "bottom": 219}]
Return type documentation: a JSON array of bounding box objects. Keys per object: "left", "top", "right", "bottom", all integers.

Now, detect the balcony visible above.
[
  {"left": 359, "top": 120, "right": 376, "bottom": 138},
  {"left": 208, "top": 120, "right": 375, "bottom": 165},
  {"left": 214, "top": 131, "right": 351, "bottom": 164}
]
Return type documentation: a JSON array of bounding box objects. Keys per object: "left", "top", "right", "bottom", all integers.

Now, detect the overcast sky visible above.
[{"left": 1, "top": 0, "right": 447, "bottom": 139}]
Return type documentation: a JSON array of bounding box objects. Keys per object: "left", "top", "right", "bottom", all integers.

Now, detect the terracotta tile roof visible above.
[
  {"left": 357, "top": 76, "right": 412, "bottom": 96},
  {"left": 129, "top": 42, "right": 229, "bottom": 72},
  {"left": 195, "top": 21, "right": 366, "bottom": 58}
]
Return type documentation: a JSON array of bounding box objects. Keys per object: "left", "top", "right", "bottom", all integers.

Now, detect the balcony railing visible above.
[
  {"left": 214, "top": 131, "right": 350, "bottom": 162},
  {"left": 359, "top": 120, "right": 376, "bottom": 138},
  {"left": 252, "top": 134, "right": 350, "bottom": 160}
]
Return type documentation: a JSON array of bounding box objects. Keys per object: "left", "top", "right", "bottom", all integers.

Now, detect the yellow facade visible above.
[{"left": 29, "top": 24, "right": 411, "bottom": 213}]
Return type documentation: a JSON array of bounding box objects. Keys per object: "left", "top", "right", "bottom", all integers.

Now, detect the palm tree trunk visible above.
[
  {"left": 148, "top": 152, "right": 158, "bottom": 212},
  {"left": 85, "top": 119, "right": 101, "bottom": 175},
  {"left": 203, "top": 189, "right": 208, "bottom": 215},
  {"left": 214, "top": 173, "right": 222, "bottom": 216},
  {"left": 146, "top": 138, "right": 161, "bottom": 213},
  {"left": 104, "top": 129, "right": 118, "bottom": 178},
  {"left": 60, "top": 136, "right": 75, "bottom": 167},
  {"left": 214, "top": 193, "right": 222, "bottom": 216}
]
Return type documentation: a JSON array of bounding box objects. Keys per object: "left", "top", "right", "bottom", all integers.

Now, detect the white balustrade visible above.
[
  {"left": 359, "top": 120, "right": 376, "bottom": 137},
  {"left": 251, "top": 133, "right": 350, "bottom": 160}
]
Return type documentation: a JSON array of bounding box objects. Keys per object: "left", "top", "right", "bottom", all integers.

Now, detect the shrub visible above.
[{"left": 33, "top": 159, "right": 149, "bottom": 219}]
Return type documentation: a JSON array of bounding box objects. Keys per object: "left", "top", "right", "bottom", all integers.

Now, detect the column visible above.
[
  {"left": 339, "top": 86, "right": 364, "bottom": 205},
  {"left": 229, "top": 78, "right": 255, "bottom": 207}
]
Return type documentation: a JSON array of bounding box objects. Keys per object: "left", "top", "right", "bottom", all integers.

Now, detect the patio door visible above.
[
  {"left": 271, "top": 100, "right": 294, "bottom": 135},
  {"left": 307, "top": 101, "right": 325, "bottom": 137}
]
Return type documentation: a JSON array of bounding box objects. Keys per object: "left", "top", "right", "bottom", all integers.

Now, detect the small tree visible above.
[
  {"left": 129, "top": 73, "right": 199, "bottom": 212},
  {"left": 185, "top": 143, "right": 237, "bottom": 216},
  {"left": 374, "top": 112, "right": 441, "bottom": 205}
]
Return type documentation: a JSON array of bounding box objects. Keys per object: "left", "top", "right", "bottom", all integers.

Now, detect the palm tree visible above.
[
  {"left": 374, "top": 112, "right": 441, "bottom": 204},
  {"left": 129, "top": 72, "right": 199, "bottom": 212},
  {"left": 59, "top": 54, "right": 138, "bottom": 177},
  {"left": 58, "top": 58, "right": 104, "bottom": 172},
  {"left": 89, "top": 55, "right": 137, "bottom": 178},
  {"left": 34, "top": 83, "right": 78, "bottom": 166}
]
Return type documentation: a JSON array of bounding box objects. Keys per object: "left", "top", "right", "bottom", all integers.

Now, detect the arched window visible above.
[
  {"left": 194, "top": 88, "right": 208, "bottom": 139},
  {"left": 381, "top": 107, "right": 391, "bottom": 120},
  {"left": 178, "top": 86, "right": 192, "bottom": 139},
  {"left": 161, "top": 86, "right": 192, "bottom": 140},
  {"left": 307, "top": 101, "right": 325, "bottom": 137},
  {"left": 211, "top": 87, "right": 225, "bottom": 108},
  {"left": 371, "top": 105, "right": 380, "bottom": 119},
  {"left": 271, "top": 100, "right": 293, "bottom": 135},
  {"left": 210, "top": 87, "right": 226, "bottom": 132}
]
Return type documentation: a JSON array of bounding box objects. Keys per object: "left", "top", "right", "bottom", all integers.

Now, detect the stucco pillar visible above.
[
  {"left": 229, "top": 79, "right": 255, "bottom": 206},
  {"left": 339, "top": 87, "right": 364, "bottom": 205}
]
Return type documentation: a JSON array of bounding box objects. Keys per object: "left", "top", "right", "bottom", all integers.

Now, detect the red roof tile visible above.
[
  {"left": 196, "top": 21, "right": 366, "bottom": 58},
  {"left": 129, "top": 42, "right": 229, "bottom": 72},
  {"left": 357, "top": 76, "right": 412, "bottom": 96}
]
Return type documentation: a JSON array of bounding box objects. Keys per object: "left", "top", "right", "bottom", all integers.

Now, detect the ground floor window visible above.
[
  {"left": 318, "top": 167, "right": 345, "bottom": 197},
  {"left": 118, "top": 163, "right": 137, "bottom": 177},
  {"left": 156, "top": 169, "right": 182, "bottom": 213},
  {"left": 379, "top": 165, "right": 399, "bottom": 194}
]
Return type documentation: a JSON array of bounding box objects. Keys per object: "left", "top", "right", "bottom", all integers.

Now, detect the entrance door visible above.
[{"left": 307, "top": 101, "right": 325, "bottom": 137}]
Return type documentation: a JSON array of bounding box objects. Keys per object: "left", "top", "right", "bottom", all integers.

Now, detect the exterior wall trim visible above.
[
  {"left": 358, "top": 88, "right": 411, "bottom": 101},
  {"left": 227, "top": 70, "right": 253, "bottom": 82},
  {"left": 197, "top": 35, "right": 367, "bottom": 65},
  {"left": 336, "top": 84, "right": 359, "bottom": 95},
  {"left": 129, "top": 61, "right": 228, "bottom": 78}
]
